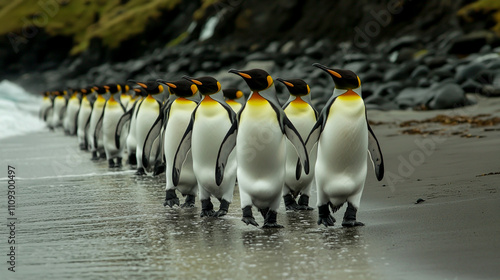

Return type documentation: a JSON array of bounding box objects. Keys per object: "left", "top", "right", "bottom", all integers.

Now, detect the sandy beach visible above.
[{"left": 1, "top": 96, "right": 499, "bottom": 279}]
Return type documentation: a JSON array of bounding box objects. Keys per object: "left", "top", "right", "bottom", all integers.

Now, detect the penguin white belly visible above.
[
  {"left": 77, "top": 98, "right": 92, "bottom": 147},
  {"left": 40, "top": 98, "right": 52, "bottom": 121},
  {"left": 316, "top": 98, "right": 368, "bottom": 204},
  {"left": 226, "top": 100, "right": 242, "bottom": 113},
  {"left": 87, "top": 97, "right": 106, "bottom": 152},
  {"left": 192, "top": 101, "right": 236, "bottom": 199},
  {"left": 237, "top": 102, "right": 285, "bottom": 208},
  {"left": 120, "top": 94, "right": 131, "bottom": 109},
  {"left": 51, "top": 96, "right": 66, "bottom": 128},
  {"left": 284, "top": 101, "right": 317, "bottom": 193},
  {"left": 64, "top": 98, "right": 80, "bottom": 134},
  {"left": 103, "top": 100, "right": 125, "bottom": 159},
  {"left": 165, "top": 99, "right": 198, "bottom": 194},
  {"left": 135, "top": 97, "right": 160, "bottom": 168}
]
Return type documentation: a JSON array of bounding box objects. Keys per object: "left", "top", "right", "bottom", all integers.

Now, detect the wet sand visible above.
[{"left": 1, "top": 97, "right": 499, "bottom": 279}]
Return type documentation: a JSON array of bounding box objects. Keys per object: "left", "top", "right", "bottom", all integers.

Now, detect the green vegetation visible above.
[
  {"left": 458, "top": 0, "right": 500, "bottom": 35},
  {"left": 0, "top": 0, "right": 181, "bottom": 55}
]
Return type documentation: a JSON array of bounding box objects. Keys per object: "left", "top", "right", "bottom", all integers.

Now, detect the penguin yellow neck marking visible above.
[
  {"left": 145, "top": 94, "right": 156, "bottom": 103},
  {"left": 226, "top": 100, "right": 239, "bottom": 106},
  {"left": 201, "top": 95, "right": 217, "bottom": 106},
  {"left": 290, "top": 97, "right": 308, "bottom": 108},
  {"left": 248, "top": 92, "right": 267, "bottom": 105},
  {"left": 338, "top": 90, "right": 361, "bottom": 101},
  {"left": 176, "top": 97, "right": 195, "bottom": 104},
  {"left": 96, "top": 95, "right": 106, "bottom": 102}
]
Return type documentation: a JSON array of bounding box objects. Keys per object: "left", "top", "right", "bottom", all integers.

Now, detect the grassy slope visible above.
[
  {"left": 458, "top": 0, "right": 500, "bottom": 35},
  {"left": 0, "top": 0, "right": 181, "bottom": 54}
]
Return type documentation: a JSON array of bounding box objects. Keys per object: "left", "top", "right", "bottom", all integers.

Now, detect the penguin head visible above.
[
  {"left": 182, "top": 76, "right": 221, "bottom": 95},
  {"left": 228, "top": 69, "right": 273, "bottom": 92},
  {"left": 104, "top": 84, "right": 122, "bottom": 94},
  {"left": 128, "top": 80, "right": 164, "bottom": 95},
  {"left": 313, "top": 63, "right": 361, "bottom": 95},
  {"left": 120, "top": 83, "right": 130, "bottom": 93},
  {"left": 276, "top": 78, "right": 310, "bottom": 97},
  {"left": 222, "top": 88, "right": 244, "bottom": 100},
  {"left": 42, "top": 91, "right": 50, "bottom": 97},
  {"left": 132, "top": 88, "right": 147, "bottom": 98},
  {"left": 92, "top": 85, "right": 108, "bottom": 95},
  {"left": 158, "top": 79, "right": 198, "bottom": 98}
]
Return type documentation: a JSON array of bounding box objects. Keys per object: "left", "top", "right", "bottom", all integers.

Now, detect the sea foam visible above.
[{"left": 0, "top": 80, "right": 46, "bottom": 140}]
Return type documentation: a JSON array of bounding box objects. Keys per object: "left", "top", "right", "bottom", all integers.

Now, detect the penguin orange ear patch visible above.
[
  {"left": 283, "top": 81, "right": 294, "bottom": 87},
  {"left": 191, "top": 79, "right": 203, "bottom": 86},
  {"left": 328, "top": 70, "right": 342, "bottom": 78},
  {"left": 166, "top": 83, "right": 177, "bottom": 89},
  {"left": 236, "top": 90, "right": 243, "bottom": 99}
]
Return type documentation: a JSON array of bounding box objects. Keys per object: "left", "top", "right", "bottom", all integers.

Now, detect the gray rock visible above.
[
  {"left": 395, "top": 87, "right": 431, "bottom": 109},
  {"left": 481, "top": 85, "right": 500, "bottom": 97},
  {"left": 410, "top": 65, "right": 430, "bottom": 80},
  {"left": 461, "top": 78, "right": 483, "bottom": 94},
  {"left": 427, "top": 83, "right": 467, "bottom": 110},
  {"left": 385, "top": 35, "right": 420, "bottom": 54}
]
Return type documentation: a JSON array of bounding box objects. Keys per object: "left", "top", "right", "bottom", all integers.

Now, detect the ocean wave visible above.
[{"left": 0, "top": 80, "right": 47, "bottom": 140}]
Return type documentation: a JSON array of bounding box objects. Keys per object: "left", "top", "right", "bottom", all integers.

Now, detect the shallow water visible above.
[{"left": 1, "top": 131, "right": 385, "bottom": 279}]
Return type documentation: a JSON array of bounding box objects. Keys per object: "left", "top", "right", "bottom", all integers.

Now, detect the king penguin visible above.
[
  {"left": 87, "top": 85, "right": 108, "bottom": 160},
  {"left": 51, "top": 90, "right": 67, "bottom": 129},
  {"left": 63, "top": 89, "right": 81, "bottom": 136},
  {"left": 277, "top": 78, "right": 318, "bottom": 211},
  {"left": 119, "top": 84, "right": 132, "bottom": 109},
  {"left": 77, "top": 87, "right": 94, "bottom": 150},
  {"left": 305, "top": 63, "right": 384, "bottom": 227},
  {"left": 217, "top": 69, "right": 310, "bottom": 228},
  {"left": 222, "top": 88, "right": 245, "bottom": 113},
  {"left": 128, "top": 80, "right": 164, "bottom": 175},
  {"left": 156, "top": 79, "right": 199, "bottom": 208},
  {"left": 101, "top": 84, "right": 126, "bottom": 168},
  {"left": 39, "top": 91, "right": 53, "bottom": 125},
  {"left": 173, "top": 76, "right": 237, "bottom": 217}
]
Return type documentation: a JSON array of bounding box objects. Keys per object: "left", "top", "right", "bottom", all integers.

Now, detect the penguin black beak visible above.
[
  {"left": 313, "top": 63, "right": 342, "bottom": 78},
  {"left": 228, "top": 69, "right": 252, "bottom": 79},
  {"left": 182, "top": 76, "right": 203, "bottom": 86}
]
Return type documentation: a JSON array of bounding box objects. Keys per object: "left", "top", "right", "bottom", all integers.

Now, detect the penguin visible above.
[
  {"left": 277, "top": 78, "right": 318, "bottom": 211},
  {"left": 156, "top": 79, "right": 199, "bottom": 208},
  {"left": 63, "top": 89, "right": 81, "bottom": 136},
  {"left": 77, "top": 87, "right": 94, "bottom": 150},
  {"left": 101, "top": 84, "right": 126, "bottom": 168},
  {"left": 173, "top": 76, "right": 237, "bottom": 217},
  {"left": 119, "top": 84, "right": 132, "bottom": 109},
  {"left": 305, "top": 63, "right": 384, "bottom": 227},
  {"left": 222, "top": 88, "right": 245, "bottom": 113},
  {"left": 128, "top": 80, "right": 164, "bottom": 175},
  {"left": 51, "top": 90, "right": 67, "bottom": 129},
  {"left": 87, "top": 85, "right": 108, "bottom": 160},
  {"left": 216, "top": 69, "right": 310, "bottom": 228},
  {"left": 39, "top": 91, "right": 53, "bottom": 124},
  {"left": 115, "top": 87, "right": 145, "bottom": 167}
]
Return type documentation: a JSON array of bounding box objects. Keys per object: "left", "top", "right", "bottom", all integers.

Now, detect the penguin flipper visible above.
[
  {"left": 215, "top": 121, "right": 238, "bottom": 186},
  {"left": 172, "top": 114, "right": 195, "bottom": 186},
  {"left": 94, "top": 112, "right": 104, "bottom": 148},
  {"left": 367, "top": 121, "right": 384, "bottom": 181},
  {"left": 142, "top": 111, "right": 164, "bottom": 169},
  {"left": 283, "top": 116, "right": 310, "bottom": 175},
  {"left": 115, "top": 104, "right": 135, "bottom": 149}
]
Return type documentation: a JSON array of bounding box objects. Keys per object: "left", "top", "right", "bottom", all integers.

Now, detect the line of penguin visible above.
[{"left": 39, "top": 64, "right": 384, "bottom": 229}]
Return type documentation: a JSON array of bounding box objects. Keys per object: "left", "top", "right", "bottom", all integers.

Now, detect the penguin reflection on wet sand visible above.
[
  {"left": 277, "top": 78, "right": 318, "bottom": 211},
  {"left": 217, "top": 69, "right": 309, "bottom": 228},
  {"left": 305, "top": 63, "right": 384, "bottom": 227},
  {"left": 173, "top": 76, "right": 237, "bottom": 217}
]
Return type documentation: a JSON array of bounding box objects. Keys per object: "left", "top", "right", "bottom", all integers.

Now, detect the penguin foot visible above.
[
  {"left": 214, "top": 199, "right": 230, "bottom": 217},
  {"left": 181, "top": 195, "right": 196, "bottom": 208},
  {"left": 108, "top": 159, "right": 115, "bottom": 168},
  {"left": 283, "top": 194, "right": 300, "bottom": 211},
  {"left": 342, "top": 220, "right": 365, "bottom": 227},
  {"left": 297, "top": 195, "right": 314, "bottom": 210},
  {"left": 200, "top": 199, "right": 215, "bottom": 217},
  {"left": 134, "top": 167, "right": 146, "bottom": 176},
  {"left": 79, "top": 143, "right": 87, "bottom": 150},
  {"left": 242, "top": 216, "right": 259, "bottom": 227},
  {"left": 91, "top": 152, "right": 99, "bottom": 161},
  {"left": 318, "top": 204, "right": 336, "bottom": 227},
  {"left": 263, "top": 210, "right": 283, "bottom": 228},
  {"left": 153, "top": 163, "right": 165, "bottom": 176},
  {"left": 242, "top": 206, "right": 259, "bottom": 227},
  {"left": 99, "top": 152, "right": 107, "bottom": 159},
  {"left": 163, "top": 190, "right": 179, "bottom": 208},
  {"left": 214, "top": 209, "right": 227, "bottom": 217}
]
